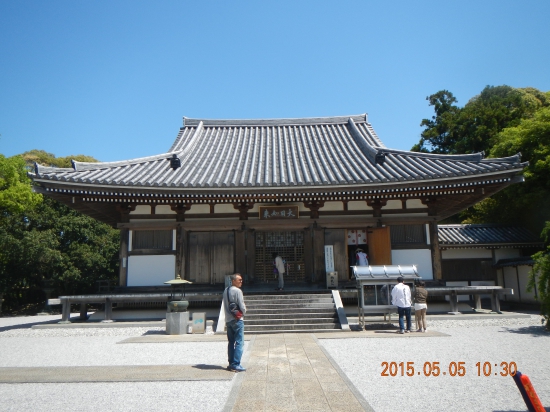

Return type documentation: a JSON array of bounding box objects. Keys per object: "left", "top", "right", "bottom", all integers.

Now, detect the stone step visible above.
[
  {"left": 245, "top": 328, "right": 345, "bottom": 334},
  {"left": 245, "top": 317, "right": 338, "bottom": 325},
  {"left": 244, "top": 293, "right": 333, "bottom": 300},
  {"left": 224, "top": 292, "right": 343, "bottom": 333},
  {"left": 245, "top": 323, "right": 340, "bottom": 331},
  {"left": 245, "top": 301, "right": 334, "bottom": 308},
  {"left": 245, "top": 298, "right": 334, "bottom": 305},
  {"left": 245, "top": 309, "right": 336, "bottom": 317}
]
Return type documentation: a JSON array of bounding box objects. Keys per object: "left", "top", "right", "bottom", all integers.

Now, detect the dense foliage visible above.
[
  {"left": 413, "top": 86, "right": 549, "bottom": 156},
  {"left": 413, "top": 85, "right": 550, "bottom": 327},
  {"left": 0, "top": 153, "right": 119, "bottom": 314},
  {"left": 529, "top": 223, "right": 550, "bottom": 330}
]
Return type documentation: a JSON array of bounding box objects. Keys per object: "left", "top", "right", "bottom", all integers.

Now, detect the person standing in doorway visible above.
[
  {"left": 223, "top": 273, "right": 247, "bottom": 372},
  {"left": 391, "top": 276, "right": 412, "bottom": 334},
  {"left": 273, "top": 252, "right": 285, "bottom": 291},
  {"left": 355, "top": 248, "right": 369, "bottom": 266}
]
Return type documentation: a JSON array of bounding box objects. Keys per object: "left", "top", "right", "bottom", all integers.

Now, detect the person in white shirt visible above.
[
  {"left": 272, "top": 252, "right": 285, "bottom": 291},
  {"left": 355, "top": 248, "right": 369, "bottom": 266},
  {"left": 391, "top": 276, "right": 412, "bottom": 333}
]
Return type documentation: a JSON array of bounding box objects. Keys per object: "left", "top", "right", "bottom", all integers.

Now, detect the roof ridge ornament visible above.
[
  {"left": 168, "top": 154, "right": 181, "bottom": 170},
  {"left": 375, "top": 151, "right": 386, "bottom": 165}
]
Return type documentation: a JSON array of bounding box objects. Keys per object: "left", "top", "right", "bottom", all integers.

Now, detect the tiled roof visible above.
[
  {"left": 438, "top": 224, "right": 542, "bottom": 248},
  {"left": 31, "top": 114, "right": 526, "bottom": 190},
  {"left": 493, "top": 257, "right": 536, "bottom": 268}
]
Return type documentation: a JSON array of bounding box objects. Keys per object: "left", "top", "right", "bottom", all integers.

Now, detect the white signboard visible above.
[
  {"left": 192, "top": 312, "right": 206, "bottom": 334},
  {"left": 324, "top": 245, "right": 334, "bottom": 272}
]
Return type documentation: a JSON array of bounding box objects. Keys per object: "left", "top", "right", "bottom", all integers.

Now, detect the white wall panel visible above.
[
  {"left": 127, "top": 255, "right": 175, "bottom": 286},
  {"left": 442, "top": 249, "right": 492, "bottom": 259},
  {"left": 391, "top": 249, "right": 433, "bottom": 280},
  {"left": 156, "top": 205, "right": 176, "bottom": 214}
]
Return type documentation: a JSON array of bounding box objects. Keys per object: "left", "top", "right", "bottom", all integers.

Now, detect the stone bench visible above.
[
  {"left": 425, "top": 286, "right": 513, "bottom": 314},
  {"left": 52, "top": 294, "right": 175, "bottom": 323}
]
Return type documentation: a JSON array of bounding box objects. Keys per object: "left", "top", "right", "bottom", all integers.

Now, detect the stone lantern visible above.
[{"left": 164, "top": 274, "right": 193, "bottom": 334}]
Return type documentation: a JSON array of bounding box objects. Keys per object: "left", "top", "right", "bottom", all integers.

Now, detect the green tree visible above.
[
  {"left": 413, "top": 86, "right": 550, "bottom": 234},
  {"left": 530, "top": 222, "right": 550, "bottom": 330},
  {"left": 21, "top": 150, "right": 98, "bottom": 168},
  {"left": 412, "top": 90, "right": 461, "bottom": 154},
  {"left": 462, "top": 104, "right": 550, "bottom": 234},
  {"left": 0, "top": 152, "right": 118, "bottom": 314},
  {"left": 413, "top": 86, "right": 549, "bottom": 155},
  {"left": 0, "top": 154, "right": 42, "bottom": 214}
]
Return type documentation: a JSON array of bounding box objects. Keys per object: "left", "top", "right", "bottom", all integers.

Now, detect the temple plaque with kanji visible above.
[{"left": 259, "top": 206, "right": 299, "bottom": 220}]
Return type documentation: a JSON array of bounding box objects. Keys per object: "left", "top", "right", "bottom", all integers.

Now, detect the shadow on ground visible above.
[
  {"left": 142, "top": 329, "right": 166, "bottom": 335},
  {"left": 0, "top": 320, "right": 58, "bottom": 333},
  {"left": 192, "top": 364, "right": 228, "bottom": 371},
  {"left": 350, "top": 323, "right": 399, "bottom": 332},
  {"left": 499, "top": 325, "right": 550, "bottom": 337}
]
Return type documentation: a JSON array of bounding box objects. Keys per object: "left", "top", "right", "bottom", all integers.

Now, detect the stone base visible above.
[{"left": 166, "top": 312, "right": 189, "bottom": 335}]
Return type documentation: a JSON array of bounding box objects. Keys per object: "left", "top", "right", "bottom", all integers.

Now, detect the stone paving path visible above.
[
  {"left": 227, "top": 334, "right": 373, "bottom": 412},
  {"left": 0, "top": 364, "right": 234, "bottom": 383}
]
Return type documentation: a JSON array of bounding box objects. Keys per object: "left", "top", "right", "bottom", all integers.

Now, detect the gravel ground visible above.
[
  {"left": 0, "top": 314, "right": 238, "bottom": 412},
  {"left": 1, "top": 314, "right": 549, "bottom": 411},
  {"left": 320, "top": 315, "right": 550, "bottom": 412}
]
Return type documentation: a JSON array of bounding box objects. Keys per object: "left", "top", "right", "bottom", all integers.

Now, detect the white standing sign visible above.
[{"left": 324, "top": 245, "right": 334, "bottom": 272}]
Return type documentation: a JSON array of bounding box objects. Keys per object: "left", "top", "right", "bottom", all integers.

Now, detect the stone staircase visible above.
[{"left": 242, "top": 292, "right": 344, "bottom": 333}]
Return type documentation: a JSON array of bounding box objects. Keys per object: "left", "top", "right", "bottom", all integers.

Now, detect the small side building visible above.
[{"left": 438, "top": 224, "right": 543, "bottom": 304}]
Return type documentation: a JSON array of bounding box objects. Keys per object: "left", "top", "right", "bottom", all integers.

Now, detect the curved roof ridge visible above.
[
  {"left": 346, "top": 118, "right": 380, "bottom": 164},
  {"left": 481, "top": 154, "right": 522, "bottom": 163},
  {"left": 183, "top": 114, "right": 368, "bottom": 127},
  {"left": 32, "top": 163, "right": 73, "bottom": 175},
  {"left": 70, "top": 151, "right": 180, "bottom": 171},
  {"left": 380, "top": 148, "right": 485, "bottom": 162},
  {"left": 362, "top": 122, "right": 386, "bottom": 148}
]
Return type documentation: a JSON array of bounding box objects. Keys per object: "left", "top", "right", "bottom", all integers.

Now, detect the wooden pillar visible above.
[
  {"left": 171, "top": 204, "right": 191, "bottom": 222},
  {"left": 304, "top": 228, "right": 314, "bottom": 282},
  {"left": 324, "top": 229, "right": 347, "bottom": 281},
  {"left": 175, "top": 226, "right": 188, "bottom": 279},
  {"left": 313, "top": 225, "right": 325, "bottom": 283},
  {"left": 246, "top": 229, "right": 256, "bottom": 283},
  {"left": 235, "top": 229, "right": 246, "bottom": 279},
  {"left": 233, "top": 202, "right": 254, "bottom": 220},
  {"left": 366, "top": 199, "right": 387, "bottom": 218},
  {"left": 303, "top": 201, "right": 325, "bottom": 219},
  {"left": 429, "top": 221, "right": 442, "bottom": 280},
  {"left": 118, "top": 228, "right": 129, "bottom": 287}
]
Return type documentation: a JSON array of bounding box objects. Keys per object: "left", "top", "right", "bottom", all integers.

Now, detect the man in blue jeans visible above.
[
  {"left": 391, "top": 276, "right": 412, "bottom": 334},
  {"left": 223, "top": 273, "right": 247, "bottom": 372}
]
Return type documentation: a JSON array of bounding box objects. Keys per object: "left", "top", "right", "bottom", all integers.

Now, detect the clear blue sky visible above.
[{"left": 1, "top": 1, "right": 549, "bottom": 163}]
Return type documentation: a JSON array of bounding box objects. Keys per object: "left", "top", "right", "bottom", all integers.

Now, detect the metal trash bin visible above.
[{"left": 326, "top": 271, "right": 338, "bottom": 288}]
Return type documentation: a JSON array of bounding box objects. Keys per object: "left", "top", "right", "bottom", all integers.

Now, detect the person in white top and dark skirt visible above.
[{"left": 414, "top": 281, "right": 428, "bottom": 332}]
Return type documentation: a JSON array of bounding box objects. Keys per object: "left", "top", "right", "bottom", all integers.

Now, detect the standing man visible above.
[
  {"left": 391, "top": 276, "right": 412, "bottom": 334},
  {"left": 273, "top": 252, "right": 285, "bottom": 291},
  {"left": 223, "top": 273, "right": 247, "bottom": 372}
]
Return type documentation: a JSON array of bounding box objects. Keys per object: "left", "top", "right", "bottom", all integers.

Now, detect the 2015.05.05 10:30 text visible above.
[{"left": 380, "top": 362, "right": 517, "bottom": 377}]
